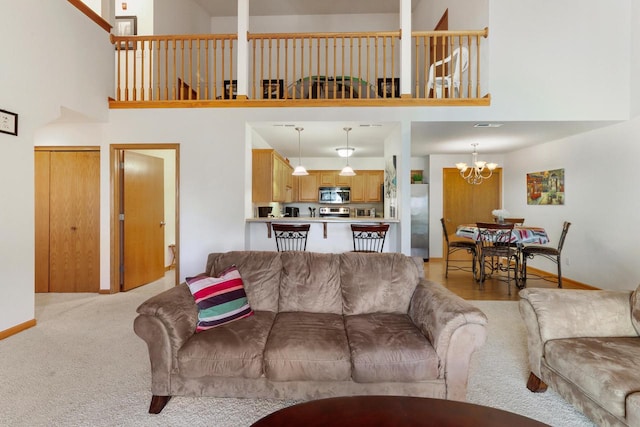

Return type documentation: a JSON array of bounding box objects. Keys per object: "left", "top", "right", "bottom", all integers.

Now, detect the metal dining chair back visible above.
[
  {"left": 351, "top": 224, "right": 389, "bottom": 252},
  {"left": 272, "top": 224, "right": 311, "bottom": 251},
  {"left": 521, "top": 221, "right": 571, "bottom": 288},
  {"left": 440, "top": 218, "right": 477, "bottom": 279},
  {"left": 476, "top": 222, "right": 519, "bottom": 295},
  {"left": 503, "top": 217, "right": 525, "bottom": 225}
]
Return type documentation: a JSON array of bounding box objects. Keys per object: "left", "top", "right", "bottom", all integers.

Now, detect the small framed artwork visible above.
[
  {"left": 114, "top": 15, "right": 137, "bottom": 49},
  {"left": 527, "top": 168, "right": 565, "bottom": 205},
  {"left": 223, "top": 80, "right": 237, "bottom": 99},
  {"left": 0, "top": 109, "right": 18, "bottom": 136},
  {"left": 262, "top": 79, "right": 284, "bottom": 99},
  {"left": 377, "top": 77, "right": 400, "bottom": 98}
]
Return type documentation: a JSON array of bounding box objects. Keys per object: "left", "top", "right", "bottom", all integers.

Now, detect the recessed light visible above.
[{"left": 474, "top": 123, "right": 503, "bottom": 128}]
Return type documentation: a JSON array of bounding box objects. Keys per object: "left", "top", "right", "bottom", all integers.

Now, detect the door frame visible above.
[{"left": 110, "top": 143, "right": 180, "bottom": 293}]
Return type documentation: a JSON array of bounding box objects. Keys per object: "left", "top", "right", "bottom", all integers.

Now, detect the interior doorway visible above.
[
  {"left": 110, "top": 144, "right": 180, "bottom": 293},
  {"left": 442, "top": 167, "right": 502, "bottom": 256}
]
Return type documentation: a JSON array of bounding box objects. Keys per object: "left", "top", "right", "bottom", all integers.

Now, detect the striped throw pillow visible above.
[{"left": 186, "top": 265, "right": 254, "bottom": 332}]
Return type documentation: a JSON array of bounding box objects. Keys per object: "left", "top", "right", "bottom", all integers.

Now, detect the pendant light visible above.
[
  {"left": 339, "top": 127, "right": 356, "bottom": 176},
  {"left": 292, "top": 127, "right": 309, "bottom": 176}
]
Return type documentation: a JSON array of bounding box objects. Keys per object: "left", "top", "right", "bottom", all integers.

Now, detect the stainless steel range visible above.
[{"left": 319, "top": 206, "right": 350, "bottom": 218}]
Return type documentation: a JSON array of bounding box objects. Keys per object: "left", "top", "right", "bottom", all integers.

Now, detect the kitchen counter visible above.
[
  {"left": 246, "top": 217, "right": 399, "bottom": 252},
  {"left": 246, "top": 217, "right": 399, "bottom": 223}
]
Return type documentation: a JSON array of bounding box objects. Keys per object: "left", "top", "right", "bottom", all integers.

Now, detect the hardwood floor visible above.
[{"left": 423, "top": 258, "right": 586, "bottom": 301}]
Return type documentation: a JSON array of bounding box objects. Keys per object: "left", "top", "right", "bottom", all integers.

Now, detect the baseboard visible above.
[
  {"left": 0, "top": 318, "right": 37, "bottom": 340},
  {"left": 525, "top": 266, "right": 598, "bottom": 290}
]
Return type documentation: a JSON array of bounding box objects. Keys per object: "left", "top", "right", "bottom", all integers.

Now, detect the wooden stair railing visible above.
[{"left": 110, "top": 28, "right": 488, "bottom": 105}]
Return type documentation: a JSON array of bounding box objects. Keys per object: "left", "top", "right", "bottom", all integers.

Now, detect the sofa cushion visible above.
[
  {"left": 264, "top": 312, "right": 351, "bottom": 381},
  {"left": 186, "top": 267, "right": 254, "bottom": 332},
  {"left": 544, "top": 337, "right": 640, "bottom": 418},
  {"left": 177, "top": 310, "right": 276, "bottom": 379},
  {"left": 345, "top": 313, "right": 439, "bottom": 383},
  {"left": 279, "top": 252, "right": 342, "bottom": 314},
  {"left": 632, "top": 284, "right": 640, "bottom": 335},
  {"left": 340, "top": 252, "right": 421, "bottom": 316},
  {"left": 207, "top": 251, "right": 281, "bottom": 312}
]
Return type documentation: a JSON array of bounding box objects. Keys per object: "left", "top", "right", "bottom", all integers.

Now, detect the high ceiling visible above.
[
  {"left": 192, "top": 0, "right": 417, "bottom": 17},
  {"left": 250, "top": 120, "right": 616, "bottom": 159},
  {"left": 194, "top": 0, "right": 618, "bottom": 160}
]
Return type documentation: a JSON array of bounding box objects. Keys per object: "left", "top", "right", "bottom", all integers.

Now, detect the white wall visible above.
[
  {"left": 0, "top": 1, "right": 113, "bottom": 332},
  {"left": 503, "top": 117, "right": 640, "bottom": 291},
  {"left": 1, "top": 0, "right": 638, "bottom": 335}
]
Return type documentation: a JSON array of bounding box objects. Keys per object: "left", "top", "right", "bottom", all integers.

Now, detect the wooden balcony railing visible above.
[{"left": 109, "top": 28, "right": 488, "bottom": 106}]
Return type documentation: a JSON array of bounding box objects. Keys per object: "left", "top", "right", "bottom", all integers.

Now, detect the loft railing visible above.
[{"left": 110, "top": 28, "right": 488, "bottom": 105}]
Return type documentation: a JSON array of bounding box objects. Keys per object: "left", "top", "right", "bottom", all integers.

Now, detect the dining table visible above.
[
  {"left": 455, "top": 224, "right": 549, "bottom": 245},
  {"left": 455, "top": 224, "right": 550, "bottom": 286}
]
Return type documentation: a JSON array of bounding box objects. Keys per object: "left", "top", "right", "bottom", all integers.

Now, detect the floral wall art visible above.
[{"left": 526, "top": 168, "right": 565, "bottom": 205}]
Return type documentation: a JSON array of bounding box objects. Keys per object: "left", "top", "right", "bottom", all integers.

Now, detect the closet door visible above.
[{"left": 44, "top": 150, "right": 100, "bottom": 292}]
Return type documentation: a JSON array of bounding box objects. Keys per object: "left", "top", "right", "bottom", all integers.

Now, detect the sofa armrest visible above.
[
  {"left": 133, "top": 283, "right": 198, "bottom": 395},
  {"left": 518, "top": 288, "right": 636, "bottom": 379},
  {"left": 408, "top": 279, "right": 488, "bottom": 400}
]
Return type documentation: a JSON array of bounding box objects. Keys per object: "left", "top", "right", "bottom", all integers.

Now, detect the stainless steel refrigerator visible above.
[{"left": 410, "top": 184, "right": 429, "bottom": 260}]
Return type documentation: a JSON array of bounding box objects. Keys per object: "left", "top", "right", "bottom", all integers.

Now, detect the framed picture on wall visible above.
[
  {"left": 114, "top": 16, "right": 137, "bottom": 49},
  {"left": 0, "top": 109, "right": 18, "bottom": 136},
  {"left": 377, "top": 77, "right": 400, "bottom": 98},
  {"left": 223, "top": 80, "right": 238, "bottom": 99},
  {"left": 261, "top": 79, "right": 284, "bottom": 99}
]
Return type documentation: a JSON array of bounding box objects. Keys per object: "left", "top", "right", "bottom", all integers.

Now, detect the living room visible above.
[
  {"left": 2, "top": 0, "right": 639, "bottom": 336},
  {"left": 1, "top": 0, "right": 639, "bottom": 424}
]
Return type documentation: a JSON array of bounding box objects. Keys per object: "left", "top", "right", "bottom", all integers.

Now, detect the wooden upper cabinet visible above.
[
  {"left": 365, "top": 170, "right": 384, "bottom": 202},
  {"left": 297, "top": 172, "right": 319, "bottom": 202},
  {"left": 252, "top": 149, "right": 293, "bottom": 203},
  {"left": 335, "top": 173, "right": 352, "bottom": 187},
  {"left": 350, "top": 170, "right": 383, "bottom": 202},
  {"left": 319, "top": 171, "right": 336, "bottom": 187}
]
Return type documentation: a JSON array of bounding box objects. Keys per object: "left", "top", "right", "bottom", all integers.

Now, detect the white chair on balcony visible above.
[{"left": 426, "top": 46, "right": 469, "bottom": 98}]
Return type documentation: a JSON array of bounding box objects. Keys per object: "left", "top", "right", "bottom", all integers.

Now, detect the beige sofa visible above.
[
  {"left": 519, "top": 287, "right": 640, "bottom": 427},
  {"left": 134, "top": 251, "right": 488, "bottom": 413}
]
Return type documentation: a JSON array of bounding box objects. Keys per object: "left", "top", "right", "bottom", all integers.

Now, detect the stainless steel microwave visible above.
[{"left": 319, "top": 186, "right": 350, "bottom": 204}]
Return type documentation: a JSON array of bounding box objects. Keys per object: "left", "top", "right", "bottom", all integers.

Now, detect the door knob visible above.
[
  {"left": 71, "top": 226, "right": 78, "bottom": 231},
  {"left": 160, "top": 221, "right": 166, "bottom": 226}
]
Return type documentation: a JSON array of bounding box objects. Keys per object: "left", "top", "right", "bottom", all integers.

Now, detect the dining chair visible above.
[
  {"left": 351, "top": 224, "right": 389, "bottom": 253},
  {"left": 272, "top": 224, "right": 311, "bottom": 251},
  {"left": 503, "top": 218, "right": 525, "bottom": 225},
  {"left": 440, "top": 218, "right": 477, "bottom": 279},
  {"left": 476, "top": 222, "right": 519, "bottom": 295},
  {"left": 521, "top": 221, "right": 571, "bottom": 288}
]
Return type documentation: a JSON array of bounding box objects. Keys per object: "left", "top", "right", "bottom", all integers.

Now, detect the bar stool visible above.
[
  {"left": 272, "top": 224, "right": 311, "bottom": 251},
  {"left": 351, "top": 224, "right": 389, "bottom": 253}
]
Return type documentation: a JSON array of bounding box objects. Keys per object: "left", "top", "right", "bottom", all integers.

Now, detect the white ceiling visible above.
[
  {"left": 250, "top": 120, "right": 617, "bottom": 159},
  {"left": 195, "top": 0, "right": 618, "bottom": 160},
  {"left": 192, "top": 0, "right": 416, "bottom": 17}
]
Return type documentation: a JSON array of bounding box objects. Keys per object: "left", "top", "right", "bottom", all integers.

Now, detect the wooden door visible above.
[
  {"left": 46, "top": 151, "right": 100, "bottom": 292},
  {"left": 430, "top": 9, "right": 449, "bottom": 97},
  {"left": 122, "top": 151, "right": 165, "bottom": 291},
  {"left": 443, "top": 167, "right": 502, "bottom": 255},
  {"left": 298, "top": 172, "right": 319, "bottom": 202}
]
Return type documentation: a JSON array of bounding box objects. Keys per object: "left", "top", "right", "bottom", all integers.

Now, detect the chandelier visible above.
[{"left": 456, "top": 143, "right": 497, "bottom": 185}]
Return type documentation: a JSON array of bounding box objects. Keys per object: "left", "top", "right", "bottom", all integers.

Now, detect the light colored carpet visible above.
[{"left": 0, "top": 276, "right": 596, "bottom": 427}]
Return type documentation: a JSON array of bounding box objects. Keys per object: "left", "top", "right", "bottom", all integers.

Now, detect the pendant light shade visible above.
[
  {"left": 292, "top": 127, "right": 309, "bottom": 176},
  {"left": 339, "top": 127, "right": 356, "bottom": 176}
]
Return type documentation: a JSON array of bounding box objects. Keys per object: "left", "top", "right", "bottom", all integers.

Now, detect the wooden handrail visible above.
[{"left": 110, "top": 28, "right": 489, "bottom": 105}]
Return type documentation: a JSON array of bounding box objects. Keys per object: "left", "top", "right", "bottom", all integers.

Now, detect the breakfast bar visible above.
[{"left": 246, "top": 217, "right": 399, "bottom": 253}]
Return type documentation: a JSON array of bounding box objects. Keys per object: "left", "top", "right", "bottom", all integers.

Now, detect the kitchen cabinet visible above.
[
  {"left": 319, "top": 171, "right": 336, "bottom": 186},
  {"left": 365, "top": 170, "right": 384, "bottom": 202},
  {"left": 252, "top": 149, "right": 293, "bottom": 203},
  {"left": 297, "top": 172, "right": 319, "bottom": 202},
  {"left": 350, "top": 170, "right": 383, "bottom": 202}
]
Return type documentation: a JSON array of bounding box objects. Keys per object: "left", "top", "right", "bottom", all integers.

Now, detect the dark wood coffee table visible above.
[{"left": 251, "top": 395, "right": 550, "bottom": 426}]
